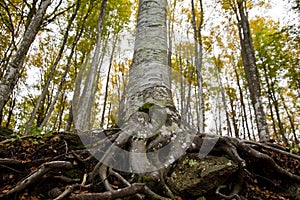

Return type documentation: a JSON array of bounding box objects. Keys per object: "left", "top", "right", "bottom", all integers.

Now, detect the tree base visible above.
[{"left": 0, "top": 128, "right": 299, "bottom": 200}]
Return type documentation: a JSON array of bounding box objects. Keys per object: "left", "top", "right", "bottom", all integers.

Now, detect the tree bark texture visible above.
[
  {"left": 122, "top": 0, "right": 175, "bottom": 123},
  {"left": 0, "top": 0, "right": 51, "bottom": 114},
  {"left": 25, "top": 0, "right": 80, "bottom": 134},
  {"left": 236, "top": 0, "right": 270, "bottom": 142},
  {"left": 191, "top": 0, "right": 205, "bottom": 134},
  {"left": 74, "top": 0, "right": 108, "bottom": 131}
]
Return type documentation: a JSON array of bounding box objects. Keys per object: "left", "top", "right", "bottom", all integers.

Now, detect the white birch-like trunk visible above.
[
  {"left": 122, "top": 0, "right": 174, "bottom": 123},
  {"left": 0, "top": 0, "right": 51, "bottom": 113},
  {"left": 191, "top": 0, "right": 205, "bottom": 134},
  {"left": 117, "top": 0, "right": 189, "bottom": 174},
  {"left": 73, "top": 0, "right": 107, "bottom": 131}
]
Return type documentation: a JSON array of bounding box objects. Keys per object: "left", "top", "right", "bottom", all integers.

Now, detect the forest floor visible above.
[{"left": 0, "top": 127, "right": 299, "bottom": 200}]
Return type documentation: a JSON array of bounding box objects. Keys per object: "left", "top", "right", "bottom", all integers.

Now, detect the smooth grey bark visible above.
[
  {"left": 0, "top": 0, "right": 51, "bottom": 115},
  {"left": 116, "top": 0, "right": 187, "bottom": 174},
  {"left": 74, "top": 0, "right": 107, "bottom": 131},
  {"left": 234, "top": 0, "right": 270, "bottom": 141},
  {"left": 25, "top": 0, "right": 80, "bottom": 134},
  {"left": 70, "top": 54, "right": 89, "bottom": 130},
  {"left": 100, "top": 34, "right": 118, "bottom": 128},
  {"left": 191, "top": 0, "right": 205, "bottom": 134},
  {"left": 123, "top": 0, "right": 174, "bottom": 121},
  {"left": 215, "top": 63, "right": 232, "bottom": 137}
]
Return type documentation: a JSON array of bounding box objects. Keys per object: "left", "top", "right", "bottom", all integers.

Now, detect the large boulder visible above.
[{"left": 167, "top": 153, "right": 238, "bottom": 197}]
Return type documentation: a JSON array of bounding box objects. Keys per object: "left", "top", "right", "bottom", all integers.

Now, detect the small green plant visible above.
[
  {"left": 188, "top": 159, "right": 198, "bottom": 167},
  {"left": 27, "top": 126, "right": 43, "bottom": 136},
  {"left": 287, "top": 142, "right": 300, "bottom": 154}
]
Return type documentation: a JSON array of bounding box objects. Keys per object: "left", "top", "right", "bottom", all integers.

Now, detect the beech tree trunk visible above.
[
  {"left": 0, "top": 0, "right": 51, "bottom": 115},
  {"left": 124, "top": 0, "right": 172, "bottom": 118},
  {"left": 97, "top": 0, "right": 190, "bottom": 176},
  {"left": 100, "top": 34, "right": 118, "bottom": 128},
  {"left": 191, "top": 0, "right": 205, "bottom": 134},
  {"left": 73, "top": 0, "right": 108, "bottom": 131},
  {"left": 235, "top": 0, "right": 270, "bottom": 142}
]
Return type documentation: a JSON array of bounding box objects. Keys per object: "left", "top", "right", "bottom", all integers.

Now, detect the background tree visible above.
[
  {"left": 221, "top": 0, "right": 270, "bottom": 141},
  {"left": 0, "top": 0, "right": 51, "bottom": 117}
]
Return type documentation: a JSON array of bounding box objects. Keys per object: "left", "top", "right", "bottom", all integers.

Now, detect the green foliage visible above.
[
  {"left": 188, "top": 159, "right": 198, "bottom": 167},
  {"left": 27, "top": 125, "right": 43, "bottom": 136},
  {"left": 286, "top": 143, "right": 300, "bottom": 154},
  {"left": 251, "top": 16, "right": 300, "bottom": 137}
]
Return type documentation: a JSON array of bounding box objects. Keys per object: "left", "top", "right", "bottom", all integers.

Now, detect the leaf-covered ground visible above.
[{"left": 0, "top": 127, "right": 299, "bottom": 200}]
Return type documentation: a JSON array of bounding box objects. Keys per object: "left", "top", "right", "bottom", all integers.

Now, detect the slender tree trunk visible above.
[
  {"left": 25, "top": 0, "right": 79, "bottom": 134},
  {"left": 100, "top": 34, "right": 118, "bottom": 128},
  {"left": 39, "top": 24, "right": 83, "bottom": 130},
  {"left": 216, "top": 62, "right": 232, "bottom": 137},
  {"left": 179, "top": 53, "right": 184, "bottom": 119},
  {"left": 191, "top": 0, "right": 205, "bottom": 133},
  {"left": 260, "top": 61, "right": 284, "bottom": 142},
  {"left": 269, "top": 82, "right": 287, "bottom": 144},
  {"left": 186, "top": 70, "right": 193, "bottom": 125},
  {"left": 5, "top": 93, "right": 16, "bottom": 128},
  {"left": 91, "top": 35, "right": 110, "bottom": 128},
  {"left": 68, "top": 53, "right": 87, "bottom": 131},
  {"left": 233, "top": 64, "right": 251, "bottom": 139},
  {"left": 280, "top": 94, "right": 298, "bottom": 144},
  {"left": 0, "top": 0, "right": 51, "bottom": 115},
  {"left": 167, "top": 0, "right": 176, "bottom": 86},
  {"left": 74, "top": 0, "right": 108, "bottom": 131},
  {"left": 228, "top": 89, "right": 239, "bottom": 138},
  {"left": 66, "top": 104, "right": 73, "bottom": 132},
  {"left": 57, "top": 92, "right": 67, "bottom": 131},
  {"left": 234, "top": 0, "right": 270, "bottom": 141}
]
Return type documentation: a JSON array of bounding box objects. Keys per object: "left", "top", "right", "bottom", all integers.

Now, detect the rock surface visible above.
[{"left": 166, "top": 153, "right": 238, "bottom": 197}]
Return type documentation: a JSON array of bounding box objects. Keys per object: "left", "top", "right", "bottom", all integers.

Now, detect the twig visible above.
[
  {"left": 51, "top": 175, "right": 80, "bottom": 183},
  {"left": 54, "top": 184, "right": 78, "bottom": 200},
  {"left": 3, "top": 161, "right": 73, "bottom": 197},
  {"left": 0, "top": 164, "right": 23, "bottom": 173},
  {"left": 68, "top": 183, "right": 171, "bottom": 200},
  {"left": 0, "top": 158, "right": 24, "bottom": 165},
  {"left": 109, "top": 168, "right": 143, "bottom": 199},
  {"left": 245, "top": 140, "right": 300, "bottom": 160}
]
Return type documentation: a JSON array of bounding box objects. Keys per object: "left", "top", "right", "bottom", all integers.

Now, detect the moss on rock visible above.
[{"left": 166, "top": 153, "right": 238, "bottom": 197}]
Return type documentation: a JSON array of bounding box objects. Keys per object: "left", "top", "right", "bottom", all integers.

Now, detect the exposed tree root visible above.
[
  {"left": 0, "top": 129, "right": 299, "bottom": 200},
  {"left": 65, "top": 183, "right": 171, "bottom": 200},
  {"left": 216, "top": 185, "right": 243, "bottom": 200},
  {"left": 1, "top": 161, "right": 73, "bottom": 198}
]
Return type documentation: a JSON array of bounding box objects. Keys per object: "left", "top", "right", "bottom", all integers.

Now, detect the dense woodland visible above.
[{"left": 0, "top": 0, "right": 300, "bottom": 199}]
